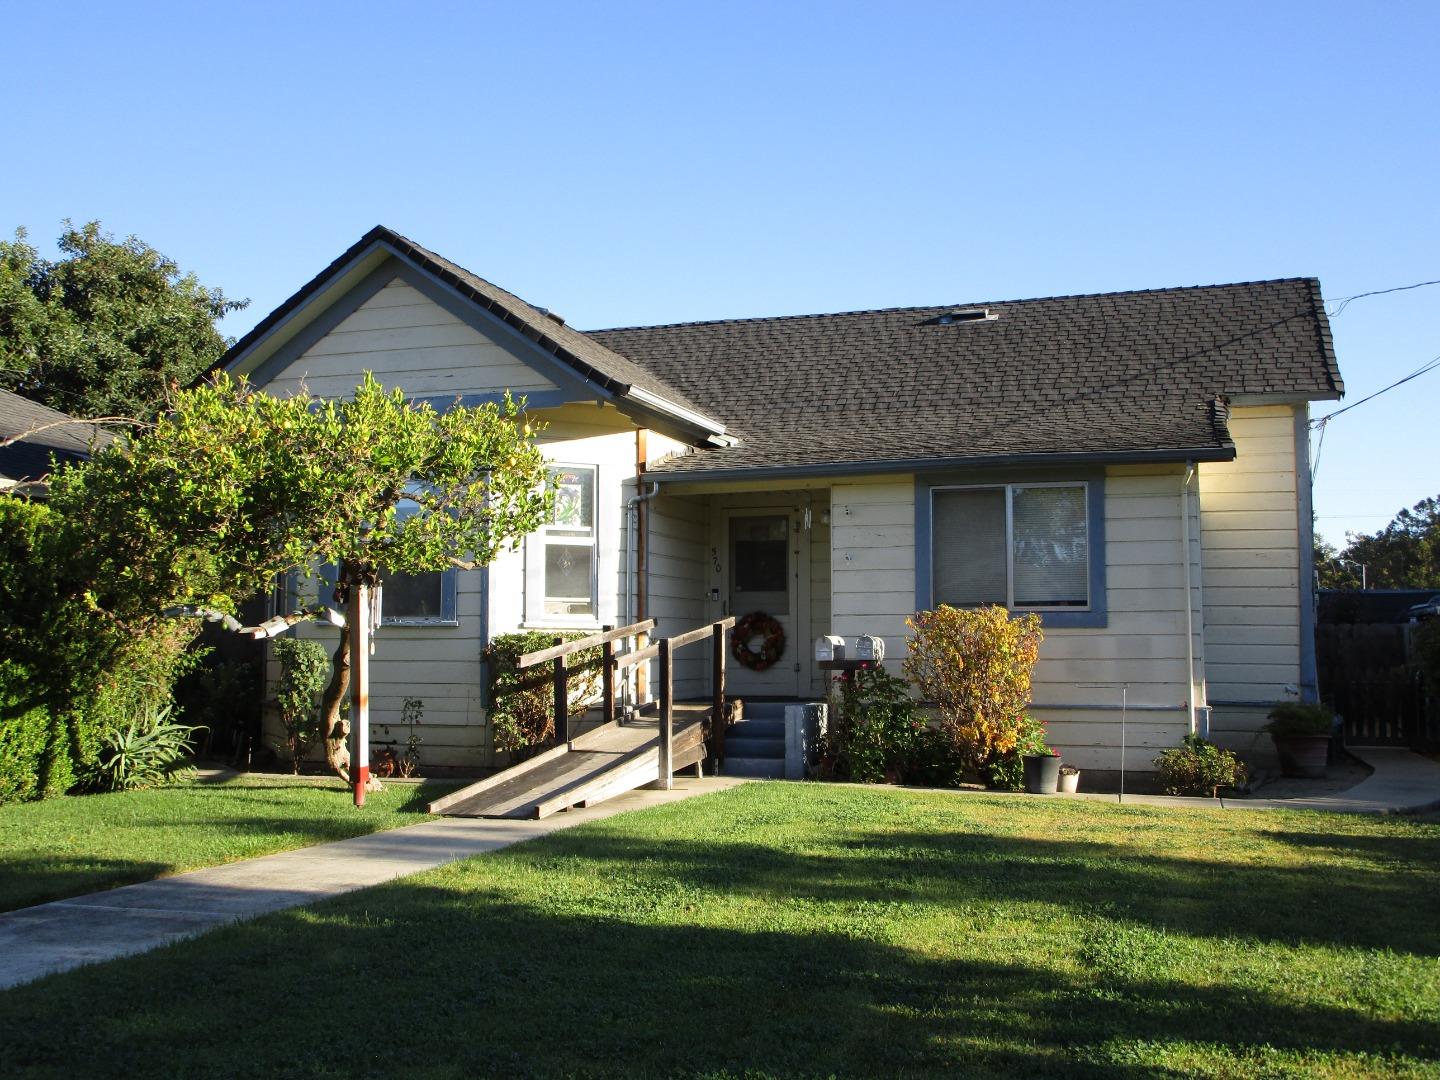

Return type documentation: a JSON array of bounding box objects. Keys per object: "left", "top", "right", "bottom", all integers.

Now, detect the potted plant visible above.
[
  {"left": 1264, "top": 702, "right": 1335, "bottom": 778},
  {"left": 1058, "top": 765, "right": 1080, "bottom": 794},
  {"left": 1017, "top": 717, "right": 1061, "bottom": 794}
]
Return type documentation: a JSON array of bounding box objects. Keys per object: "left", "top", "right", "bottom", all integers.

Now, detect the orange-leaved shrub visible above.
[{"left": 903, "top": 604, "right": 1044, "bottom": 769}]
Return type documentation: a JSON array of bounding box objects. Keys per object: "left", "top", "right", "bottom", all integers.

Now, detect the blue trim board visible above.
[
  {"left": 914, "top": 466, "right": 1108, "bottom": 629},
  {"left": 1294, "top": 407, "right": 1319, "bottom": 703},
  {"left": 386, "top": 257, "right": 611, "bottom": 404}
]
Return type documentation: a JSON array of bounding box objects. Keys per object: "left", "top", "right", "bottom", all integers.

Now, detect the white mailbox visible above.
[
  {"left": 814, "top": 635, "right": 846, "bottom": 662},
  {"left": 853, "top": 635, "right": 885, "bottom": 662}
]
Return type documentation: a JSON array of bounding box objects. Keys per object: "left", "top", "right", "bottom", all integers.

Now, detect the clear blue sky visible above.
[{"left": 6, "top": 1, "right": 1436, "bottom": 545}]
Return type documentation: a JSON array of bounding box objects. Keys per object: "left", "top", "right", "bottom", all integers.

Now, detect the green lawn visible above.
[
  {"left": 3, "top": 783, "right": 1438, "bottom": 1078},
  {"left": 0, "top": 774, "right": 451, "bottom": 912}
]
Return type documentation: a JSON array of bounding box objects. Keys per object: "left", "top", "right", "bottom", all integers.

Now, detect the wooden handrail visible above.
[
  {"left": 517, "top": 619, "right": 655, "bottom": 668},
  {"left": 613, "top": 642, "right": 659, "bottom": 672},
  {"left": 667, "top": 615, "right": 735, "bottom": 652}
]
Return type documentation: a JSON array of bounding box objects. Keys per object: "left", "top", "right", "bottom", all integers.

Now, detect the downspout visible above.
[
  {"left": 1181, "top": 461, "right": 1198, "bottom": 735},
  {"left": 626, "top": 429, "right": 660, "bottom": 709}
]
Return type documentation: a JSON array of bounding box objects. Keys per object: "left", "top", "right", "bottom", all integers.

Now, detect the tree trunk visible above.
[{"left": 319, "top": 626, "right": 352, "bottom": 783}]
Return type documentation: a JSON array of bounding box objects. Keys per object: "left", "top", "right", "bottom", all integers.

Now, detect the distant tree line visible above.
[{"left": 1316, "top": 494, "right": 1440, "bottom": 590}]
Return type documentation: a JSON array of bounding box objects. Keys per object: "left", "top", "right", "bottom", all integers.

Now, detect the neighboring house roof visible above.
[
  {"left": 590, "top": 278, "right": 1343, "bottom": 477},
  {"left": 213, "top": 226, "right": 727, "bottom": 441},
  {"left": 0, "top": 388, "right": 115, "bottom": 485}
]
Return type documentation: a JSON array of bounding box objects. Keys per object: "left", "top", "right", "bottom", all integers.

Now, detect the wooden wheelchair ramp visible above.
[{"left": 426, "top": 714, "right": 707, "bottom": 820}]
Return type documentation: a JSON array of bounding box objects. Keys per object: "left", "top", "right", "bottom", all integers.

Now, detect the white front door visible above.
[{"left": 718, "top": 510, "right": 805, "bottom": 698}]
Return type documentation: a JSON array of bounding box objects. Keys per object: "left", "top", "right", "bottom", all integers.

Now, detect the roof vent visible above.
[
  {"left": 533, "top": 306, "right": 567, "bottom": 326},
  {"left": 932, "top": 308, "right": 996, "bottom": 326}
]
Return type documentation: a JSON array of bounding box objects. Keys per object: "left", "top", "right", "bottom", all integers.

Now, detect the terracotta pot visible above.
[
  {"left": 1272, "top": 734, "right": 1330, "bottom": 779},
  {"left": 1023, "top": 754, "right": 1061, "bottom": 794}
]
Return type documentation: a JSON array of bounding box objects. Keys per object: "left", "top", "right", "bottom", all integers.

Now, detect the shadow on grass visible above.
[
  {"left": 521, "top": 824, "right": 1440, "bottom": 957},
  {"left": 0, "top": 856, "right": 171, "bottom": 914},
  {"left": 1, "top": 876, "right": 1435, "bottom": 1078},
  {"left": 1260, "top": 825, "right": 1440, "bottom": 871}
]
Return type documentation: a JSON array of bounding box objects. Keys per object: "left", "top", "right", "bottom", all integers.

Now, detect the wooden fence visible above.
[{"left": 1316, "top": 622, "right": 1438, "bottom": 747}]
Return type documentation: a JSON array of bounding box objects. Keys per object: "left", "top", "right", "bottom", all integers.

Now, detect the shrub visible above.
[
  {"left": 1264, "top": 702, "right": 1336, "bottom": 738},
  {"left": 88, "top": 701, "right": 201, "bottom": 792},
  {"left": 1154, "top": 734, "right": 1247, "bottom": 796},
  {"left": 0, "top": 662, "right": 56, "bottom": 803},
  {"left": 272, "top": 637, "right": 330, "bottom": 772},
  {"left": 904, "top": 605, "right": 1044, "bottom": 770},
  {"left": 487, "top": 631, "right": 602, "bottom": 756},
  {"left": 821, "top": 665, "right": 923, "bottom": 783},
  {"left": 984, "top": 713, "right": 1051, "bottom": 792},
  {"left": 0, "top": 494, "right": 202, "bottom": 797}
]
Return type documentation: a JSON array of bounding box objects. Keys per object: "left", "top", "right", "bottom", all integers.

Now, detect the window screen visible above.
[
  {"left": 382, "top": 570, "right": 445, "bottom": 621},
  {"left": 931, "top": 483, "right": 1090, "bottom": 610},
  {"left": 1012, "top": 485, "right": 1088, "bottom": 607},
  {"left": 932, "top": 489, "right": 1007, "bottom": 606}
]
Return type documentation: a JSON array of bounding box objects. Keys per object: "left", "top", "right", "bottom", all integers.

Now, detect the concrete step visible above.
[
  {"left": 726, "top": 736, "right": 784, "bottom": 760},
  {"left": 739, "top": 701, "right": 791, "bottom": 721},
  {"left": 729, "top": 719, "right": 784, "bottom": 740},
  {"left": 723, "top": 756, "right": 786, "bottom": 779}
]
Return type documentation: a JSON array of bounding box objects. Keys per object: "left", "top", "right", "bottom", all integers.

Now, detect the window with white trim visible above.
[
  {"left": 528, "top": 464, "right": 598, "bottom": 622},
  {"left": 931, "top": 482, "right": 1090, "bottom": 610}
]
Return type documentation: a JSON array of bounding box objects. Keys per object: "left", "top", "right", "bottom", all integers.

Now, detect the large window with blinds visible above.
[{"left": 931, "top": 483, "right": 1090, "bottom": 610}]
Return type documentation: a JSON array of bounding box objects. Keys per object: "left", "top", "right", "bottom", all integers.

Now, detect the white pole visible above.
[{"left": 349, "top": 581, "right": 371, "bottom": 807}]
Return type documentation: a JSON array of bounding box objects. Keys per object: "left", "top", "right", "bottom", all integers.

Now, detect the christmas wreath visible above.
[{"left": 731, "top": 611, "right": 786, "bottom": 671}]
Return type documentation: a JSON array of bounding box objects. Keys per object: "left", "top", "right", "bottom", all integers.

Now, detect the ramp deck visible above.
[{"left": 427, "top": 709, "right": 709, "bottom": 819}]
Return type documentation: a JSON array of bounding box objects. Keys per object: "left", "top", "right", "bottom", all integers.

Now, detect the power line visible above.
[
  {"left": 1328, "top": 278, "right": 1440, "bottom": 317},
  {"left": 1313, "top": 352, "right": 1440, "bottom": 425},
  {"left": 1309, "top": 350, "right": 1440, "bottom": 483}
]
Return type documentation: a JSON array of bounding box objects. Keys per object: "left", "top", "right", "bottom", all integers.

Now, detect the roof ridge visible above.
[{"left": 586, "top": 277, "right": 1321, "bottom": 335}]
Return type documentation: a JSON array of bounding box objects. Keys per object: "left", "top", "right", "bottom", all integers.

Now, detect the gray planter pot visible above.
[
  {"left": 1272, "top": 734, "right": 1330, "bottom": 779},
  {"left": 1023, "top": 754, "right": 1061, "bottom": 794}
]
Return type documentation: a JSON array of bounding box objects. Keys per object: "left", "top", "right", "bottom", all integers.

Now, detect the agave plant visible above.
[{"left": 93, "top": 703, "right": 203, "bottom": 792}]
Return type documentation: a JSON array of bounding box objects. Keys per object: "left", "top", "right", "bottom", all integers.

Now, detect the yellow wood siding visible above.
[
  {"left": 262, "top": 278, "right": 558, "bottom": 400},
  {"left": 1199, "top": 404, "right": 1303, "bottom": 750},
  {"left": 646, "top": 493, "right": 709, "bottom": 700}
]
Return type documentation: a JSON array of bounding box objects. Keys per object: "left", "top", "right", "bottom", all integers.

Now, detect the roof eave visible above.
[{"left": 647, "top": 445, "right": 1238, "bottom": 484}]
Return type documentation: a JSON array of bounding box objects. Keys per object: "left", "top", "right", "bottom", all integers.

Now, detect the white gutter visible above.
[
  {"left": 1181, "top": 462, "right": 1198, "bottom": 735},
  {"left": 625, "top": 385, "right": 729, "bottom": 438}
]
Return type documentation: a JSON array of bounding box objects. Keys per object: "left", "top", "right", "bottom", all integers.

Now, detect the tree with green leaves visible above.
[
  {"left": 0, "top": 221, "right": 246, "bottom": 419},
  {"left": 38, "top": 372, "right": 551, "bottom": 786},
  {"left": 1315, "top": 494, "right": 1440, "bottom": 590}
]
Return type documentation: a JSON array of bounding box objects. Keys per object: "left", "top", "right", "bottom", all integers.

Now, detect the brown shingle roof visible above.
[{"left": 589, "top": 278, "right": 1341, "bottom": 475}]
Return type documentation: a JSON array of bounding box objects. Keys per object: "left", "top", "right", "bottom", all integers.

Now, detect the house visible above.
[
  {"left": 216, "top": 226, "right": 1342, "bottom": 777},
  {"left": 0, "top": 388, "right": 115, "bottom": 493}
]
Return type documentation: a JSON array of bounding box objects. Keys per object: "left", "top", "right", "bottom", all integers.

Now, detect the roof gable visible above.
[{"left": 215, "top": 227, "right": 727, "bottom": 442}]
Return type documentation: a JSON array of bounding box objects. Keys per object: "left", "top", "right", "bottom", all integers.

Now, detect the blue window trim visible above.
[
  {"left": 279, "top": 563, "right": 460, "bottom": 628},
  {"left": 915, "top": 467, "right": 1107, "bottom": 629}
]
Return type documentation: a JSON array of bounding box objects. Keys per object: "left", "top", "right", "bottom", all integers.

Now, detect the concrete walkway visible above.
[
  {"left": 1236, "top": 747, "right": 1440, "bottom": 814},
  {"left": 1045, "top": 746, "right": 1440, "bottom": 814},
  {"left": 0, "top": 776, "right": 745, "bottom": 992}
]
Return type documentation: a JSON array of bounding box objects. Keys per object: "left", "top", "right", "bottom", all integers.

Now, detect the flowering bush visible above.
[
  {"left": 821, "top": 665, "right": 923, "bottom": 783},
  {"left": 984, "top": 713, "right": 1051, "bottom": 791},
  {"left": 903, "top": 605, "right": 1044, "bottom": 771}
]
